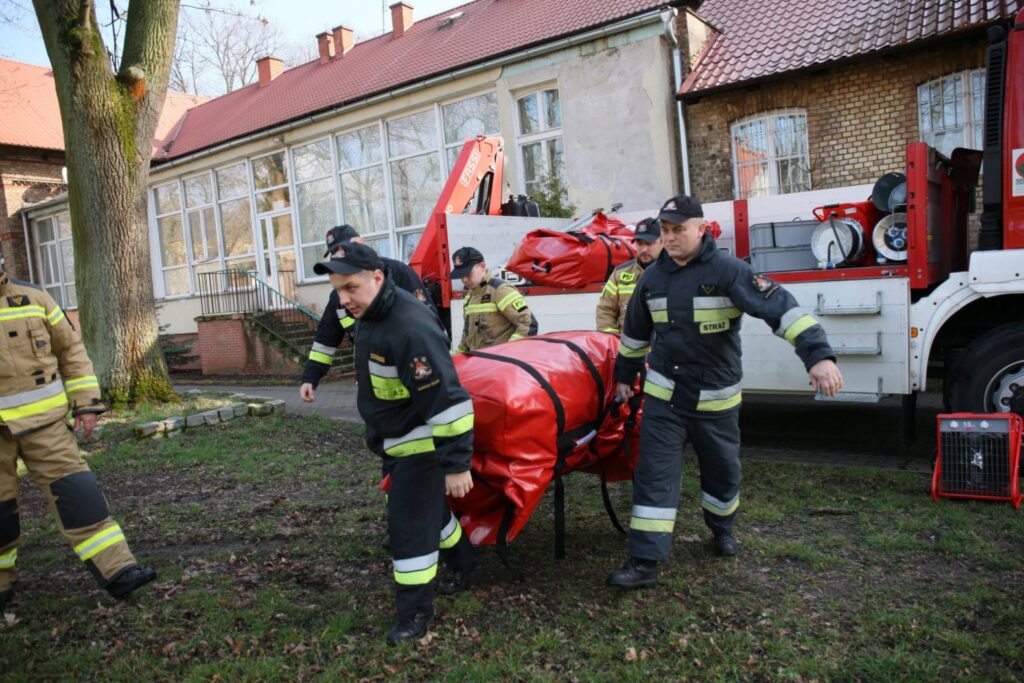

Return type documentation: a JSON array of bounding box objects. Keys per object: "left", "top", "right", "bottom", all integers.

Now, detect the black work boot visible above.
[
  {"left": 606, "top": 557, "right": 659, "bottom": 588},
  {"left": 713, "top": 533, "right": 738, "bottom": 557},
  {"left": 386, "top": 610, "right": 431, "bottom": 646},
  {"left": 106, "top": 565, "right": 157, "bottom": 599}
]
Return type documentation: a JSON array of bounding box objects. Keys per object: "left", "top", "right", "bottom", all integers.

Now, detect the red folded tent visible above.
[
  {"left": 504, "top": 213, "right": 636, "bottom": 288},
  {"left": 449, "top": 330, "right": 641, "bottom": 555}
]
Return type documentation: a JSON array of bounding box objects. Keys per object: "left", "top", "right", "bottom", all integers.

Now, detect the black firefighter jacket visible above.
[
  {"left": 355, "top": 278, "right": 474, "bottom": 473},
  {"left": 614, "top": 232, "right": 836, "bottom": 417}
]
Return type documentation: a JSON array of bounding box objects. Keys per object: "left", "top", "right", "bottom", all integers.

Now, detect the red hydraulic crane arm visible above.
[{"left": 408, "top": 135, "right": 505, "bottom": 303}]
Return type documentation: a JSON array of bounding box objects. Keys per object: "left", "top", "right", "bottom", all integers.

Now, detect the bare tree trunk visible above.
[{"left": 33, "top": 0, "right": 179, "bottom": 403}]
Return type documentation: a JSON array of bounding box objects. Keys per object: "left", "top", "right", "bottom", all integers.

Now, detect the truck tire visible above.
[{"left": 947, "top": 322, "right": 1024, "bottom": 417}]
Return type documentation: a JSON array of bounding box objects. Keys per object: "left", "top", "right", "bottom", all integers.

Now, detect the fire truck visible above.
[{"left": 410, "top": 10, "right": 1024, "bottom": 434}]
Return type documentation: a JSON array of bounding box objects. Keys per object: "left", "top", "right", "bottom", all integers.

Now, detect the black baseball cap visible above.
[
  {"left": 633, "top": 217, "right": 661, "bottom": 243},
  {"left": 657, "top": 195, "right": 703, "bottom": 224},
  {"left": 313, "top": 241, "right": 383, "bottom": 276},
  {"left": 324, "top": 224, "right": 361, "bottom": 256},
  {"left": 449, "top": 246, "right": 485, "bottom": 280}
]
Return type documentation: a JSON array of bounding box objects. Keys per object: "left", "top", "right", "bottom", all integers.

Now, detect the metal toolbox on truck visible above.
[
  {"left": 749, "top": 220, "right": 821, "bottom": 272},
  {"left": 750, "top": 244, "right": 819, "bottom": 273}
]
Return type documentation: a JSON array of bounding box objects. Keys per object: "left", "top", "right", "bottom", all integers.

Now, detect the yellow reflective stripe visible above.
[
  {"left": 432, "top": 413, "right": 474, "bottom": 439},
  {"left": 618, "top": 342, "right": 649, "bottom": 358},
  {"left": 601, "top": 327, "right": 620, "bottom": 334},
  {"left": 0, "top": 392, "right": 68, "bottom": 423},
  {"left": 651, "top": 310, "right": 668, "bottom": 323},
  {"left": 74, "top": 524, "right": 125, "bottom": 561},
  {"left": 0, "top": 548, "right": 16, "bottom": 569},
  {"left": 439, "top": 518, "right": 463, "bottom": 550},
  {"left": 465, "top": 303, "right": 499, "bottom": 314},
  {"left": 385, "top": 437, "right": 435, "bottom": 456},
  {"left": 339, "top": 316, "right": 355, "bottom": 329},
  {"left": 47, "top": 307, "right": 65, "bottom": 326},
  {"left": 630, "top": 518, "right": 675, "bottom": 533},
  {"left": 784, "top": 315, "right": 819, "bottom": 344},
  {"left": 696, "top": 392, "right": 743, "bottom": 411},
  {"left": 618, "top": 285, "right": 636, "bottom": 295},
  {"left": 693, "top": 307, "right": 741, "bottom": 322},
  {"left": 496, "top": 291, "right": 522, "bottom": 311},
  {"left": 0, "top": 305, "right": 46, "bottom": 321},
  {"left": 370, "top": 375, "right": 410, "bottom": 401},
  {"left": 702, "top": 492, "right": 740, "bottom": 516},
  {"left": 64, "top": 376, "right": 99, "bottom": 393},
  {"left": 602, "top": 281, "right": 618, "bottom": 296},
  {"left": 509, "top": 333, "right": 526, "bottom": 341},
  {"left": 309, "top": 351, "right": 333, "bottom": 365},
  {"left": 394, "top": 563, "right": 438, "bottom": 585},
  {"left": 643, "top": 380, "right": 673, "bottom": 401}
]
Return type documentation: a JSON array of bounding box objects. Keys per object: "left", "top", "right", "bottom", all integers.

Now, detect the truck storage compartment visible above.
[{"left": 749, "top": 220, "right": 820, "bottom": 272}]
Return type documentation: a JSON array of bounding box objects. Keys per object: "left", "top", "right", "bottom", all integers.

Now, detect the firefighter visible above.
[
  {"left": 0, "top": 264, "right": 155, "bottom": 611},
  {"left": 313, "top": 242, "right": 476, "bottom": 645},
  {"left": 300, "top": 224, "right": 440, "bottom": 403},
  {"left": 606, "top": 195, "right": 843, "bottom": 588},
  {"left": 596, "top": 217, "right": 663, "bottom": 334},
  {"left": 449, "top": 246, "right": 537, "bottom": 353}
]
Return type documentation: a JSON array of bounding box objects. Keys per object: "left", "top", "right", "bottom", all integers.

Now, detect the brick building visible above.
[{"left": 678, "top": 0, "right": 1013, "bottom": 203}]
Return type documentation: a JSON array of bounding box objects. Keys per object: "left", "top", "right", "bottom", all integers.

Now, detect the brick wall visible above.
[
  {"left": 0, "top": 147, "right": 67, "bottom": 280},
  {"left": 196, "top": 315, "right": 302, "bottom": 376},
  {"left": 685, "top": 37, "right": 988, "bottom": 203}
]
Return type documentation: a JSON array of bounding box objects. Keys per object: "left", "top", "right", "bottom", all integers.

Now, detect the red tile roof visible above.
[
  {"left": 683, "top": 0, "right": 1020, "bottom": 96},
  {"left": 156, "top": 0, "right": 665, "bottom": 161},
  {"left": 0, "top": 57, "right": 205, "bottom": 156}
]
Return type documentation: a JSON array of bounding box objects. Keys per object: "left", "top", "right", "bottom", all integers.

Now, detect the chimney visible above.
[
  {"left": 316, "top": 32, "right": 335, "bottom": 64},
  {"left": 390, "top": 2, "right": 414, "bottom": 37},
  {"left": 256, "top": 56, "right": 283, "bottom": 86},
  {"left": 332, "top": 25, "right": 354, "bottom": 56}
]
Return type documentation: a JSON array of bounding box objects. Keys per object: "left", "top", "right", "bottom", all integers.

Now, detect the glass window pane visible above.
[
  {"left": 192, "top": 260, "right": 224, "bottom": 292},
  {"left": 269, "top": 214, "right": 295, "bottom": 249},
  {"left": 336, "top": 125, "right": 382, "bottom": 170},
  {"left": 35, "top": 245, "right": 53, "bottom": 285},
  {"left": 255, "top": 187, "right": 291, "bottom": 213},
  {"left": 56, "top": 213, "right": 71, "bottom": 240},
  {"left": 445, "top": 146, "right": 461, "bottom": 173},
  {"left": 544, "top": 89, "right": 561, "bottom": 129},
  {"left": 297, "top": 178, "right": 336, "bottom": 245},
  {"left": 252, "top": 152, "right": 288, "bottom": 189},
  {"left": 158, "top": 215, "right": 185, "bottom": 266},
  {"left": 442, "top": 93, "right": 499, "bottom": 145},
  {"left": 188, "top": 210, "right": 204, "bottom": 260},
  {"left": 362, "top": 234, "right": 393, "bottom": 260},
  {"left": 59, "top": 239, "right": 75, "bottom": 283},
  {"left": 225, "top": 256, "right": 257, "bottom": 274},
  {"left": 216, "top": 164, "right": 249, "bottom": 200},
  {"left": 293, "top": 139, "right": 333, "bottom": 182},
  {"left": 184, "top": 174, "right": 213, "bottom": 207},
  {"left": 547, "top": 137, "right": 565, "bottom": 180},
  {"left": 521, "top": 142, "right": 542, "bottom": 183},
  {"left": 301, "top": 245, "right": 325, "bottom": 280},
  {"left": 387, "top": 110, "right": 437, "bottom": 158},
  {"left": 204, "top": 207, "right": 219, "bottom": 258},
  {"left": 390, "top": 154, "right": 441, "bottom": 227},
  {"left": 154, "top": 183, "right": 181, "bottom": 215},
  {"left": 400, "top": 231, "right": 422, "bottom": 262},
  {"left": 517, "top": 94, "right": 539, "bottom": 134},
  {"left": 34, "top": 217, "right": 54, "bottom": 243},
  {"left": 341, "top": 166, "right": 389, "bottom": 234},
  {"left": 45, "top": 286, "right": 63, "bottom": 308},
  {"left": 219, "top": 197, "right": 253, "bottom": 256},
  {"left": 65, "top": 284, "right": 77, "bottom": 309},
  {"left": 163, "top": 267, "right": 189, "bottom": 296}
]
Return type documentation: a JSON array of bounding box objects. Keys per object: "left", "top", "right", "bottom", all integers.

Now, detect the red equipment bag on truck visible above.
[
  {"left": 449, "top": 330, "right": 641, "bottom": 558},
  {"left": 504, "top": 212, "right": 636, "bottom": 288}
]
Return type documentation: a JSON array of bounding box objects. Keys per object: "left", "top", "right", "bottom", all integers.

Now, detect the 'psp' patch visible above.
[{"left": 511, "top": 298, "right": 528, "bottom": 312}]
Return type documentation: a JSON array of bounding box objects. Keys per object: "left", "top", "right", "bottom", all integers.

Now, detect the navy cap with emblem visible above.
[
  {"left": 313, "top": 241, "right": 383, "bottom": 275},
  {"left": 324, "top": 224, "right": 361, "bottom": 256},
  {"left": 449, "top": 246, "right": 485, "bottom": 280},
  {"left": 657, "top": 195, "right": 704, "bottom": 224},
  {"left": 633, "top": 217, "right": 662, "bottom": 243}
]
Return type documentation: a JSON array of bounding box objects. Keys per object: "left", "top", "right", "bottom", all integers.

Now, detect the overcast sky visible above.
[{"left": 1, "top": 0, "right": 469, "bottom": 67}]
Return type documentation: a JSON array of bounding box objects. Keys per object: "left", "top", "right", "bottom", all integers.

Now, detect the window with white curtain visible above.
[
  {"left": 730, "top": 110, "right": 811, "bottom": 199},
  {"left": 515, "top": 87, "right": 564, "bottom": 197},
  {"left": 31, "top": 212, "right": 76, "bottom": 309},
  {"left": 917, "top": 69, "right": 985, "bottom": 158}
]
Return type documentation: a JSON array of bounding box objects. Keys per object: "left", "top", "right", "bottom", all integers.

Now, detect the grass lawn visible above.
[{"left": 2, "top": 402, "right": 1023, "bottom": 681}]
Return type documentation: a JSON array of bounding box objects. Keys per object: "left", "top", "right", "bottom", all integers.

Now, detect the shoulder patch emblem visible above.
[
  {"left": 619, "top": 271, "right": 636, "bottom": 283},
  {"left": 7, "top": 295, "right": 27, "bottom": 307},
  {"left": 751, "top": 275, "right": 779, "bottom": 298},
  {"left": 481, "top": 294, "right": 491, "bottom": 303},
  {"left": 511, "top": 298, "right": 528, "bottom": 312},
  {"left": 700, "top": 284, "right": 715, "bottom": 295},
  {"left": 411, "top": 356, "right": 433, "bottom": 381}
]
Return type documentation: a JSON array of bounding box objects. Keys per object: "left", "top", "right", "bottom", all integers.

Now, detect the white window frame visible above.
[
  {"left": 30, "top": 212, "right": 76, "bottom": 310},
  {"left": 729, "top": 109, "right": 811, "bottom": 200},
  {"left": 152, "top": 180, "right": 191, "bottom": 298},
  {"left": 917, "top": 69, "right": 985, "bottom": 157},
  {"left": 514, "top": 86, "right": 564, "bottom": 197}
]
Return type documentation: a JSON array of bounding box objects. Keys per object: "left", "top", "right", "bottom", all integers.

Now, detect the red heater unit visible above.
[{"left": 931, "top": 413, "right": 1023, "bottom": 507}]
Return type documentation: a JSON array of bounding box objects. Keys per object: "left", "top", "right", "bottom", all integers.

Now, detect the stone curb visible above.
[{"left": 133, "top": 395, "right": 287, "bottom": 439}]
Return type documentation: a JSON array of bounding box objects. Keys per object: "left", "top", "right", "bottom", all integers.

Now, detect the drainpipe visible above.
[
  {"left": 662, "top": 8, "right": 691, "bottom": 195},
  {"left": 20, "top": 211, "right": 35, "bottom": 282}
]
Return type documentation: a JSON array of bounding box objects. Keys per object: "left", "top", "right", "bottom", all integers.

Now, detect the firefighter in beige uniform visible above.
[
  {"left": 596, "top": 217, "right": 663, "bottom": 334},
  {"left": 449, "top": 247, "right": 537, "bottom": 353},
  {"left": 0, "top": 266, "right": 155, "bottom": 611}
]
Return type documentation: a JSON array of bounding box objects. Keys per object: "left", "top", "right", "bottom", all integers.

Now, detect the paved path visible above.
[{"left": 176, "top": 380, "right": 944, "bottom": 473}]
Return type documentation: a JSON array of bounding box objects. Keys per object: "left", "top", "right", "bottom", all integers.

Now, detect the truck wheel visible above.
[{"left": 947, "top": 322, "right": 1024, "bottom": 417}]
